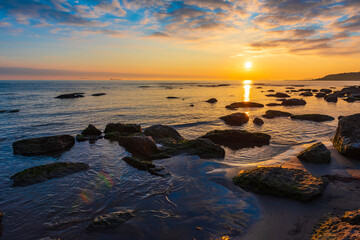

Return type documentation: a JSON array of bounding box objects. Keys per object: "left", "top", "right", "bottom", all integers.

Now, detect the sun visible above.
[{"left": 245, "top": 61, "right": 252, "bottom": 69}]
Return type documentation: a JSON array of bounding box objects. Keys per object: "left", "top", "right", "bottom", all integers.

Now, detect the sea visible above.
[{"left": 0, "top": 80, "right": 359, "bottom": 240}]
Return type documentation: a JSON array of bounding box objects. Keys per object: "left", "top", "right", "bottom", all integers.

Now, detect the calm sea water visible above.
[{"left": 0, "top": 80, "right": 359, "bottom": 240}]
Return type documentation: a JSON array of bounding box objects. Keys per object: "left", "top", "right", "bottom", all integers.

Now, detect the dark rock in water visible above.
[
  {"left": 0, "top": 210, "right": 3, "bottom": 225},
  {"left": 290, "top": 90, "right": 298, "bottom": 92},
  {"left": 344, "top": 96, "right": 360, "bottom": 102},
  {"left": 262, "top": 110, "right": 292, "bottom": 119},
  {"left": 205, "top": 98, "right": 217, "bottom": 103},
  {"left": 267, "top": 90, "right": 275, "bottom": 92},
  {"left": 338, "top": 116, "right": 344, "bottom": 120},
  {"left": 166, "top": 96, "right": 179, "bottom": 99},
  {"left": 13, "top": 135, "right": 75, "bottom": 156},
  {"left": 320, "top": 89, "right": 332, "bottom": 94},
  {"left": 200, "top": 130, "right": 271, "bottom": 150},
  {"left": 225, "top": 102, "right": 264, "bottom": 109},
  {"left": 266, "top": 92, "right": 290, "bottom": 98},
  {"left": 10, "top": 162, "right": 89, "bottom": 186},
  {"left": 82, "top": 124, "right": 102, "bottom": 136},
  {"left": 190, "top": 104, "right": 194, "bottom": 107},
  {"left": 315, "top": 92, "right": 326, "bottom": 98},
  {"left": 299, "top": 88, "right": 312, "bottom": 92},
  {"left": 92, "top": 93, "right": 106, "bottom": 96},
  {"left": 291, "top": 114, "right": 334, "bottom": 122},
  {"left": 275, "top": 98, "right": 286, "bottom": 102},
  {"left": 144, "top": 125, "right": 183, "bottom": 142},
  {"left": 266, "top": 103, "right": 282, "bottom": 106},
  {"left": 253, "top": 117, "right": 264, "bottom": 126},
  {"left": 281, "top": 98, "right": 306, "bottom": 106},
  {"left": 87, "top": 210, "right": 135, "bottom": 231},
  {"left": 123, "top": 157, "right": 168, "bottom": 177},
  {"left": 233, "top": 167, "right": 326, "bottom": 202},
  {"left": 0, "top": 109, "right": 20, "bottom": 113},
  {"left": 118, "top": 135, "right": 158, "bottom": 159},
  {"left": 300, "top": 91, "right": 313, "bottom": 96},
  {"left": 104, "top": 123, "right": 142, "bottom": 139},
  {"left": 333, "top": 113, "right": 360, "bottom": 159},
  {"left": 312, "top": 210, "right": 360, "bottom": 239},
  {"left": 76, "top": 134, "right": 102, "bottom": 142},
  {"left": 286, "top": 87, "right": 295, "bottom": 89},
  {"left": 312, "top": 89, "right": 319, "bottom": 92},
  {"left": 297, "top": 142, "right": 331, "bottom": 163},
  {"left": 257, "top": 87, "right": 262, "bottom": 89},
  {"left": 325, "top": 94, "right": 338, "bottom": 103},
  {"left": 55, "top": 93, "right": 84, "bottom": 99},
  {"left": 220, "top": 113, "right": 249, "bottom": 126}
]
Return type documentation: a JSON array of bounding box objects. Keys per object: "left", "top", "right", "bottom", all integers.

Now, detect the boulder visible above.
[
  {"left": 233, "top": 167, "right": 326, "bottom": 202},
  {"left": 118, "top": 135, "right": 158, "bottom": 159},
  {"left": 297, "top": 142, "right": 331, "bottom": 163},
  {"left": 55, "top": 93, "right": 84, "bottom": 99},
  {"left": 200, "top": 130, "right": 271, "bottom": 150},
  {"left": 91, "top": 93, "right": 106, "bottom": 96},
  {"left": 225, "top": 102, "right": 264, "bottom": 110},
  {"left": 13, "top": 135, "right": 75, "bottom": 156},
  {"left": 87, "top": 210, "right": 135, "bottom": 231},
  {"left": 82, "top": 124, "right": 102, "bottom": 136},
  {"left": 300, "top": 91, "right": 313, "bottom": 96},
  {"left": 104, "top": 123, "right": 142, "bottom": 139},
  {"left": 325, "top": 94, "right": 338, "bottom": 103},
  {"left": 281, "top": 98, "right": 306, "bottom": 106},
  {"left": 262, "top": 110, "right": 292, "bottom": 119},
  {"left": 315, "top": 92, "right": 326, "bottom": 98},
  {"left": 290, "top": 114, "right": 334, "bottom": 122},
  {"left": 10, "top": 162, "right": 89, "bottom": 186},
  {"left": 332, "top": 113, "right": 360, "bottom": 159},
  {"left": 205, "top": 98, "right": 217, "bottom": 103},
  {"left": 253, "top": 117, "right": 264, "bottom": 126},
  {"left": 144, "top": 125, "right": 183, "bottom": 142},
  {"left": 312, "top": 210, "right": 360, "bottom": 240},
  {"left": 266, "top": 92, "right": 290, "bottom": 98},
  {"left": 220, "top": 113, "right": 249, "bottom": 126}
]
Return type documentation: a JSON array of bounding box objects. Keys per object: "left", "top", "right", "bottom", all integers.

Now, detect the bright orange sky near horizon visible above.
[{"left": 1, "top": 0, "right": 360, "bottom": 81}]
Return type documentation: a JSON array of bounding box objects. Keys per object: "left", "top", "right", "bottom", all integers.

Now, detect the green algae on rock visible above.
[{"left": 297, "top": 142, "right": 331, "bottom": 163}]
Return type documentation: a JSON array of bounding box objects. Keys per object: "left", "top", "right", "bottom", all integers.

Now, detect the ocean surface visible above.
[{"left": 0, "top": 80, "right": 359, "bottom": 240}]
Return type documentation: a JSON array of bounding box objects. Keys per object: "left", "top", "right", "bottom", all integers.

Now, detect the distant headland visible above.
[{"left": 315, "top": 71, "right": 360, "bottom": 81}]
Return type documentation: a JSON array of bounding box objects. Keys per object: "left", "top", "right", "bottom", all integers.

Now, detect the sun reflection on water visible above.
[{"left": 243, "top": 80, "right": 252, "bottom": 102}]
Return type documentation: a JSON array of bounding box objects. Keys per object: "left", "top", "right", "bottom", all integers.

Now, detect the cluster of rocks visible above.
[{"left": 55, "top": 92, "right": 106, "bottom": 99}]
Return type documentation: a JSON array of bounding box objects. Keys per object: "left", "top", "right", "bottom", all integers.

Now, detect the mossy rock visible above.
[
  {"left": 233, "top": 167, "right": 326, "bottom": 202},
  {"left": 144, "top": 125, "right": 183, "bottom": 142},
  {"left": 297, "top": 142, "right": 331, "bottom": 163},
  {"left": 87, "top": 210, "right": 135, "bottom": 231}
]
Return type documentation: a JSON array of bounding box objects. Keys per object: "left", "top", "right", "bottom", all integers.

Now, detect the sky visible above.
[{"left": 0, "top": 0, "right": 359, "bottom": 80}]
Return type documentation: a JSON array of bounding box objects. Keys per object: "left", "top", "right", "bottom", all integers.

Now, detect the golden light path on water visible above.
[{"left": 243, "top": 80, "right": 252, "bottom": 102}]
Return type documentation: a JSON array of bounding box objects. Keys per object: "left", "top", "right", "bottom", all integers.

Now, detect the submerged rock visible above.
[
  {"left": 320, "top": 89, "right": 332, "bottom": 94},
  {"left": 91, "top": 93, "right": 106, "bottom": 96},
  {"left": 87, "top": 210, "right": 135, "bottom": 231},
  {"left": 266, "top": 103, "right": 282, "bottom": 106},
  {"left": 312, "top": 210, "right": 360, "bottom": 240},
  {"left": 225, "top": 102, "right": 264, "bottom": 109},
  {"left": 290, "top": 114, "right": 335, "bottom": 122},
  {"left": 266, "top": 92, "right": 290, "bottom": 98},
  {"left": 104, "top": 123, "right": 142, "bottom": 140},
  {"left": 200, "top": 130, "right": 271, "bottom": 150},
  {"left": 325, "top": 94, "right": 338, "bottom": 103},
  {"left": 253, "top": 117, "right": 264, "bottom": 126},
  {"left": 144, "top": 125, "right": 183, "bottom": 142},
  {"left": 55, "top": 93, "right": 84, "bottom": 99},
  {"left": 220, "top": 113, "right": 249, "bottom": 126},
  {"left": 297, "top": 142, "right": 331, "bottom": 163},
  {"left": 332, "top": 113, "right": 360, "bottom": 159},
  {"left": 10, "top": 162, "right": 89, "bottom": 186},
  {"left": 205, "top": 98, "right": 217, "bottom": 103},
  {"left": 315, "top": 92, "right": 326, "bottom": 98},
  {"left": 233, "top": 167, "right": 326, "bottom": 202},
  {"left": 262, "top": 110, "right": 292, "bottom": 119},
  {"left": 300, "top": 91, "right": 313, "bottom": 96},
  {"left": 118, "top": 135, "right": 158, "bottom": 159},
  {"left": 281, "top": 98, "right": 306, "bottom": 106},
  {"left": 12, "top": 135, "right": 75, "bottom": 156},
  {"left": 123, "top": 157, "right": 168, "bottom": 177}
]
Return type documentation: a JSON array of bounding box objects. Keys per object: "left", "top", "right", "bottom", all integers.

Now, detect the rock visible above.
[
  {"left": 190, "top": 104, "right": 194, "bottom": 107},
  {"left": 144, "top": 125, "right": 183, "bottom": 142},
  {"left": 220, "top": 113, "right": 249, "bottom": 126},
  {"left": 91, "top": 93, "right": 106, "bottom": 96},
  {"left": 10, "top": 162, "right": 89, "bottom": 186},
  {"left": 297, "top": 142, "right": 331, "bottom": 163},
  {"left": 266, "top": 103, "right": 282, "bottom": 106},
  {"left": 82, "top": 124, "right": 102, "bottom": 136},
  {"left": 300, "top": 91, "right": 313, "bottom": 96},
  {"left": 123, "top": 156, "right": 155, "bottom": 170},
  {"left": 311, "top": 210, "right": 360, "bottom": 240},
  {"left": 332, "top": 113, "right": 360, "bottom": 159},
  {"left": 253, "top": 117, "right": 264, "bottom": 126},
  {"left": 315, "top": 92, "right": 326, "bottom": 98},
  {"left": 0, "top": 211, "right": 3, "bottom": 224},
  {"left": 104, "top": 123, "right": 142, "bottom": 139},
  {"left": 281, "top": 98, "right": 306, "bottom": 106},
  {"left": 299, "top": 88, "right": 312, "bottom": 92},
  {"left": 291, "top": 114, "right": 334, "bottom": 122},
  {"left": 320, "top": 89, "right": 332, "bottom": 94},
  {"left": 266, "top": 92, "right": 290, "bottom": 98},
  {"left": 225, "top": 102, "right": 264, "bottom": 110},
  {"left": 325, "top": 94, "right": 338, "bottom": 103},
  {"left": 118, "top": 135, "right": 158, "bottom": 159},
  {"left": 166, "top": 96, "right": 179, "bottom": 99},
  {"left": 286, "top": 87, "right": 295, "bottom": 89},
  {"left": 262, "top": 110, "right": 292, "bottom": 119},
  {"left": 13, "top": 135, "right": 75, "bottom": 156},
  {"left": 87, "top": 210, "right": 135, "bottom": 231},
  {"left": 0, "top": 109, "right": 20, "bottom": 113},
  {"left": 155, "top": 138, "right": 225, "bottom": 159},
  {"left": 205, "top": 98, "right": 217, "bottom": 103},
  {"left": 312, "top": 89, "right": 319, "bottom": 92},
  {"left": 267, "top": 90, "right": 275, "bottom": 92},
  {"left": 55, "top": 93, "right": 84, "bottom": 99},
  {"left": 200, "top": 130, "right": 271, "bottom": 150},
  {"left": 233, "top": 167, "right": 326, "bottom": 202}
]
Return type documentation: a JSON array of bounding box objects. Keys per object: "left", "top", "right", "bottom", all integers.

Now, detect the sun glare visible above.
[{"left": 245, "top": 61, "right": 252, "bottom": 69}]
